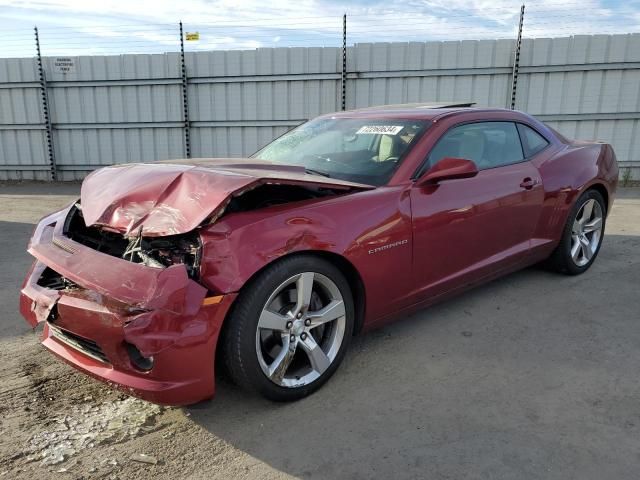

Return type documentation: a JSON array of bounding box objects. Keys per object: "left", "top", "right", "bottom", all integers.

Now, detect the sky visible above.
[{"left": 0, "top": 0, "right": 639, "bottom": 57}]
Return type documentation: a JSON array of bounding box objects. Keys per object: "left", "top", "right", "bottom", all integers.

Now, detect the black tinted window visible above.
[
  {"left": 427, "top": 122, "right": 524, "bottom": 171},
  {"left": 518, "top": 124, "right": 550, "bottom": 157}
]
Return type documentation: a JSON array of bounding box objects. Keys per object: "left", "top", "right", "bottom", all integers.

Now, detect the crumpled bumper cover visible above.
[{"left": 19, "top": 207, "right": 236, "bottom": 406}]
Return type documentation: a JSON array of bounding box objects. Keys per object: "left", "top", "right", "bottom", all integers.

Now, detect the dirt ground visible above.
[{"left": 1, "top": 182, "right": 639, "bottom": 480}]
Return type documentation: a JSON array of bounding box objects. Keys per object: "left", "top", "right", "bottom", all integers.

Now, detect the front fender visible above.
[{"left": 197, "top": 187, "right": 414, "bottom": 326}]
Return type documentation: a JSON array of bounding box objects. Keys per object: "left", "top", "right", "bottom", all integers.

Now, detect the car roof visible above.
[
  {"left": 327, "top": 103, "right": 516, "bottom": 121},
  {"left": 352, "top": 102, "right": 476, "bottom": 111}
]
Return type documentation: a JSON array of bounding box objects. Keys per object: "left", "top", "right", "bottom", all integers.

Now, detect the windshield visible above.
[{"left": 252, "top": 117, "right": 430, "bottom": 186}]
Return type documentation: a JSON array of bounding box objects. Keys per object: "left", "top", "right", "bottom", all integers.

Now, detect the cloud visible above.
[{"left": 0, "top": 0, "right": 638, "bottom": 57}]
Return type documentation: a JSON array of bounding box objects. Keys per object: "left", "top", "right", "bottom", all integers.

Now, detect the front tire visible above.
[
  {"left": 547, "top": 189, "right": 606, "bottom": 275},
  {"left": 222, "top": 255, "right": 354, "bottom": 401}
]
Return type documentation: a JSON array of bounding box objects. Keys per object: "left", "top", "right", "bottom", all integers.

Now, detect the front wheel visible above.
[
  {"left": 222, "top": 255, "right": 354, "bottom": 401},
  {"left": 547, "top": 189, "right": 606, "bottom": 275}
]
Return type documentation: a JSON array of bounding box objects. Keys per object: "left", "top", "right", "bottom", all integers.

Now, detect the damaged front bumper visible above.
[{"left": 19, "top": 207, "right": 236, "bottom": 406}]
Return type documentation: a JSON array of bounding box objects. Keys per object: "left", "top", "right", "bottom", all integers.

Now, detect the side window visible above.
[
  {"left": 517, "top": 123, "right": 550, "bottom": 157},
  {"left": 425, "top": 121, "right": 525, "bottom": 171}
]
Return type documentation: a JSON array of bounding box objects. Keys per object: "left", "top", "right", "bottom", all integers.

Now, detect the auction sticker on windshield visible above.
[{"left": 356, "top": 125, "right": 404, "bottom": 135}]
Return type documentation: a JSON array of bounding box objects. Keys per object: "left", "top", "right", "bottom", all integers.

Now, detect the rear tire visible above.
[
  {"left": 547, "top": 189, "right": 606, "bottom": 275},
  {"left": 222, "top": 254, "right": 354, "bottom": 401}
]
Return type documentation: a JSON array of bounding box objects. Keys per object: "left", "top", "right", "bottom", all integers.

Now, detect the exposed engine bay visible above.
[
  {"left": 62, "top": 184, "right": 344, "bottom": 280},
  {"left": 224, "top": 183, "right": 345, "bottom": 213},
  {"left": 63, "top": 204, "right": 202, "bottom": 279}
]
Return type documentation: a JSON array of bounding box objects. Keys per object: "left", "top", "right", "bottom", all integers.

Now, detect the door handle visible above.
[{"left": 520, "top": 177, "right": 537, "bottom": 189}]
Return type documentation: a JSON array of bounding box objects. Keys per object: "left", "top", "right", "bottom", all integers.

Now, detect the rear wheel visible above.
[
  {"left": 547, "top": 189, "right": 606, "bottom": 275},
  {"left": 222, "top": 255, "right": 354, "bottom": 401}
]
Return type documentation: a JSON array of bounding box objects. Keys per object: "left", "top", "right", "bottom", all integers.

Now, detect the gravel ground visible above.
[{"left": 1, "top": 182, "right": 639, "bottom": 480}]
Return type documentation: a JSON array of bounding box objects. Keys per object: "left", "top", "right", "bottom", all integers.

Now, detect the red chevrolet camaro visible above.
[{"left": 20, "top": 104, "right": 618, "bottom": 405}]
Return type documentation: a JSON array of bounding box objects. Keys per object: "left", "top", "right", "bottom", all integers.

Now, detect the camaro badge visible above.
[{"left": 368, "top": 239, "right": 409, "bottom": 255}]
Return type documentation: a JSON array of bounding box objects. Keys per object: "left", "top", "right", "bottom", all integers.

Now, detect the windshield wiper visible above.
[{"left": 304, "top": 168, "right": 332, "bottom": 178}]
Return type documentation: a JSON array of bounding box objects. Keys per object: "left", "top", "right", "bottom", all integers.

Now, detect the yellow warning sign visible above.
[{"left": 185, "top": 32, "right": 200, "bottom": 41}]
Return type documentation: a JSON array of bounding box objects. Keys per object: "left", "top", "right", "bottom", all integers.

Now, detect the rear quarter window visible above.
[
  {"left": 425, "top": 121, "right": 524, "bottom": 171},
  {"left": 518, "top": 124, "right": 550, "bottom": 157}
]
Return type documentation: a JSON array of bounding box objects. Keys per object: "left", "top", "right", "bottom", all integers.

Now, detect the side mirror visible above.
[{"left": 416, "top": 157, "right": 479, "bottom": 186}]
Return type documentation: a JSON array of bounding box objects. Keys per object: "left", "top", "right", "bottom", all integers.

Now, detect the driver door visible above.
[{"left": 410, "top": 121, "right": 544, "bottom": 302}]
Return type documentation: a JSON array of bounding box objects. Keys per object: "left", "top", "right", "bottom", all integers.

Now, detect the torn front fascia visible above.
[
  {"left": 21, "top": 261, "right": 62, "bottom": 327},
  {"left": 27, "top": 206, "right": 208, "bottom": 317},
  {"left": 24, "top": 208, "right": 212, "bottom": 360},
  {"left": 28, "top": 262, "right": 210, "bottom": 358},
  {"left": 122, "top": 281, "right": 214, "bottom": 357}
]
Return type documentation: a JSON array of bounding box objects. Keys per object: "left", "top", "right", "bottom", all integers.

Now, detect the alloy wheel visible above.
[
  {"left": 255, "top": 272, "right": 346, "bottom": 388},
  {"left": 570, "top": 198, "right": 604, "bottom": 267}
]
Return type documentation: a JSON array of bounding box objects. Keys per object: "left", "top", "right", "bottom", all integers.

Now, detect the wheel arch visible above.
[
  {"left": 585, "top": 182, "right": 610, "bottom": 215},
  {"left": 219, "top": 250, "right": 367, "bottom": 340},
  {"left": 310, "top": 250, "right": 367, "bottom": 335},
  {"left": 545, "top": 182, "right": 608, "bottom": 275},
  {"left": 559, "top": 181, "right": 610, "bottom": 235}
]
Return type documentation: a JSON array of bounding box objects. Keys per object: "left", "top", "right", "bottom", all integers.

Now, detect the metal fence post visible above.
[
  {"left": 34, "top": 26, "right": 57, "bottom": 180},
  {"left": 509, "top": 4, "right": 525, "bottom": 110},
  {"left": 179, "top": 21, "right": 191, "bottom": 158},
  {"left": 341, "top": 14, "right": 347, "bottom": 111}
]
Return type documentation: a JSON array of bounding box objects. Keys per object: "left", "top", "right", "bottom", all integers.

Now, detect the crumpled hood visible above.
[{"left": 80, "top": 159, "right": 373, "bottom": 237}]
